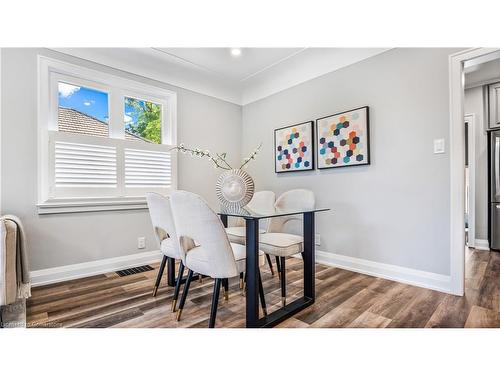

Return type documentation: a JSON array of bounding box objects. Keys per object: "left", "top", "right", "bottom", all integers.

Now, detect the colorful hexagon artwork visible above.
[
  {"left": 316, "top": 106, "right": 370, "bottom": 169},
  {"left": 275, "top": 121, "right": 314, "bottom": 173}
]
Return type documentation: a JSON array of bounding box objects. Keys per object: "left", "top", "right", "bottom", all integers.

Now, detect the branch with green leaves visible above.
[{"left": 170, "top": 142, "right": 262, "bottom": 171}]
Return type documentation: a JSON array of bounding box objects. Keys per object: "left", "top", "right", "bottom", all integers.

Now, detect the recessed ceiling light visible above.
[{"left": 230, "top": 48, "right": 242, "bottom": 57}]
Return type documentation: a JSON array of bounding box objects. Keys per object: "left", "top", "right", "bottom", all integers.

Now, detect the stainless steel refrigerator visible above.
[{"left": 490, "top": 130, "right": 500, "bottom": 250}]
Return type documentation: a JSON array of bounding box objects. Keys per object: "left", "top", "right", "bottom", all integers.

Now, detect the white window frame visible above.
[{"left": 37, "top": 56, "right": 177, "bottom": 214}]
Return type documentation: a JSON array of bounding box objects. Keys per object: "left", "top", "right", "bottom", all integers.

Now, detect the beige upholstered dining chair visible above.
[
  {"left": 169, "top": 190, "right": 267, "bottom": 328},
  {"left": 225, "top": 190, "right": 277, "bottom": 279},
  {"left": 258, "top": 189, "right": 315, "bottom": 307},
  {"left": 225, "top": 190, "right": 276, "bottom": 243},
  {"left": 146, "top": 192, "right": 193, "bottom": 312}
]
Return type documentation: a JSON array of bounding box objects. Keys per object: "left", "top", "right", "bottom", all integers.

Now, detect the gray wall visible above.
[
  {"left": 242, "top": 48, "right": 460, "bottom": 275},
  {"left": 0, "top": 48, "right": 242, "bottom": 271},
  {"left": 1, "top": 47, "right": 463, "bottom": 277},
  {"left": 464, "top": 86, "right": 489, "bottom": 241}
]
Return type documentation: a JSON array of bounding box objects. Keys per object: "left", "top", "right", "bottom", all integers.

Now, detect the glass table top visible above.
[{"left": 217, "top": 206, "right": 330, "bottom": 219}]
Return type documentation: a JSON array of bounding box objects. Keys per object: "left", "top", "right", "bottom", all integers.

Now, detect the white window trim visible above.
[{"left": 37, "top": 55, "right": 177, "bottom": 214}]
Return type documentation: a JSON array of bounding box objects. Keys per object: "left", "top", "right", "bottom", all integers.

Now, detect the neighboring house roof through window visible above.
[{"left": 58, "top": 107, "right": 152, "bottom": 143}]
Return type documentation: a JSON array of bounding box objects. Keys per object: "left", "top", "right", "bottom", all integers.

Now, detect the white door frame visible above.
[
  {"left": 0, "top": 48, "right": 2, "bottom": 215},
  {"left": 449, "top": 48, "right": 500, "bottom": 295},
  {"left": 464, "top": 113, "right": 476, "bottom": 248}
]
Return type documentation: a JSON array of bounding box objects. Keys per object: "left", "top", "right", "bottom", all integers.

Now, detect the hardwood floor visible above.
[{"left": 26, "top": 248, "right": 500, "bottom": 328}]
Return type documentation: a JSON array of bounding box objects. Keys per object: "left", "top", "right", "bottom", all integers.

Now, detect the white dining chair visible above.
[
  {"left": 258, "top": 189, "right": 315, "bottom": 307},
  {"left": 146, "top": 192, "right": 194, "bottom": 312},
  {"left": 169, "top": 190, "right": 267, "bottom": 328},
  {"left": 225, "top": 190, "right": 277, "bottom": 279}
]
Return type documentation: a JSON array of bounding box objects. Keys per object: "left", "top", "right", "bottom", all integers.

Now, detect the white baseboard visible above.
[
  {"left": 314, "top": 250, "right": 452, "bottom": 294},
  {"left": 30, "top": 248, "right": 453, "bottom": 293},
  {"left": 30, "top": 250, "right": 162, "bottom": 287},
  {"left": 473, "top": 239, "right": 490, "bottom": 251}
]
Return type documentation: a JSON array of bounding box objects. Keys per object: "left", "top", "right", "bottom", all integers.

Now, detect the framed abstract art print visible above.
[
  {"left": 316, "top": 106, "right": 370, "bottom": 169},
  {"left": 274, "top": 121, "right": 314, "bottom": 173}
]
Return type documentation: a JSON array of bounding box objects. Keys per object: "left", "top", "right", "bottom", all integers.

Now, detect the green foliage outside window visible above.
[{"left": 125, "top": 97, "right": 162, "bottom": 144}]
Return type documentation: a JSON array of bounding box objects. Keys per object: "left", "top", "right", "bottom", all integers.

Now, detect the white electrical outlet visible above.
[
  {"left": 315, "top": 233, "right": 321, "bottom": 246},
  {"left": 434, "top": 138, "right": 445, "bottom": 154},
  {"left": 137, "top": 237, "right": 146, "bottom": 249}
]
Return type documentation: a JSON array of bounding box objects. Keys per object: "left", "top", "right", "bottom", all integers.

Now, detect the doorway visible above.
[{"left": 450, "top": 48, "right": 500, "bottom": 296}]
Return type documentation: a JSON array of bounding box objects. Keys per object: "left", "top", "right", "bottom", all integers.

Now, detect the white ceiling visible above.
[
  {"left": 53, "top": 47, "right": 390, "bottom": 105},
  {"left": 154, "top": 48, "right": 305, "bottom": 81}
]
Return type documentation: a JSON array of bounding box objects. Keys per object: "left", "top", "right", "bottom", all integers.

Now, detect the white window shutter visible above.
[
  {"left": 124, "top": 148, "right": 172, "bottom": 189},
  {"left": 48, "top": 131, "right": 120, "bottom": 198},
  {"left": 47, "top": 131, "right": 175, "bottom": 200},
  {"left": 54, "top": 141, "right": 117, "bottom": 187}
]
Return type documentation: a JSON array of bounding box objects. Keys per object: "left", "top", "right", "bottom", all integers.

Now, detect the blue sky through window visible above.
[
  {"left": 124, "top": 99, "right": 139, "bottom": 129},
  {"left": 58, "top": 82, "right": 109, "bottom": 123}
]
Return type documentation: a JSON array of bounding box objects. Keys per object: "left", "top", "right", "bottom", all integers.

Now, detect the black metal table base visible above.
[
  {"left": 220, "top": 211, "right": 317, "bottom": 328},
  {"left": 254, "top": 297, "right": 313, "bottom": 328}
]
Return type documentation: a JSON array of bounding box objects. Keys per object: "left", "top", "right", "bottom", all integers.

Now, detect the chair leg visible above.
[
  {"left": 265, "top": 254, "right": 275, "bottom": 276},
  {"left": 243, "top": 272, "right": 247, "bottom": 296},
  {"left": 176, "top": 269, "right": 194, "bottom": 321},
  {"left": 239, "top": 272, "right": 244, "bottom": 289},
  {"left": 257, "top": 270, "right": 267, "bottom": 316},
  {"left": 152, "top": 255, "right": 168, "bottom": 297},
  {"left": 172, "top": 262, "right": 185, "bottom": 312},
  {"left": 222, "top": 278, "right": 229, "bottom": 301},
  {"left": 280, "top": 257, "right": 286, "bottom": 307},
  {"left": 275, "top": 256, "right": 282, "bottom": 280},
  {"left": 209, "top": 278, "right": 222, "bottom": 328}
]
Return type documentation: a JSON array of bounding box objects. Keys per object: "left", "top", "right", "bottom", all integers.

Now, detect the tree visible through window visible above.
[
  {"left": 124, "top": 97, "right": 162, "bottom": 144},
  {"left": 39, "top": 57, "right": 177, "bottom": 211}
]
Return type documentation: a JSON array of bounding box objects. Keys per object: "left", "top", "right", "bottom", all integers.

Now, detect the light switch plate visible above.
[
  {"left": 137, "top": 237, "right": 146, "bottom": 249},
  {"left": 434, "top": 138, "right": 445, "bottom": 154}
]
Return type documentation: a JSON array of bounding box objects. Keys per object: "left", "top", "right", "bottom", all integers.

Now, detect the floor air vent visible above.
[{"left": 116, "top": 265, "right": 154, "bottom": 277}]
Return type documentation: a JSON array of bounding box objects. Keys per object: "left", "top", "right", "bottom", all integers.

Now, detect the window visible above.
[
  {"left": 58, "top": 82, "right": 110, "bottom": 138},
  {"left": 38, "top": 56, "right": 177, "bottom": 214},
  {"left": 124, "top": 97, "right": 162, "bottom": 144}
]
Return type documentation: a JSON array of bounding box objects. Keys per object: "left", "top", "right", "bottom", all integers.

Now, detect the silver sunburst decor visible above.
[
  {"left": 216, "top": 169, "right": 254, "bottom": 210},
  {"left": 170, "top": 143, "right": 261, "bottom": 210}
]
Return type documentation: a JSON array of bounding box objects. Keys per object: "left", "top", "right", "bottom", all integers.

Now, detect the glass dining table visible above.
[{"left": 218, "top": 206, "right": 329, "bottom": 328}]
